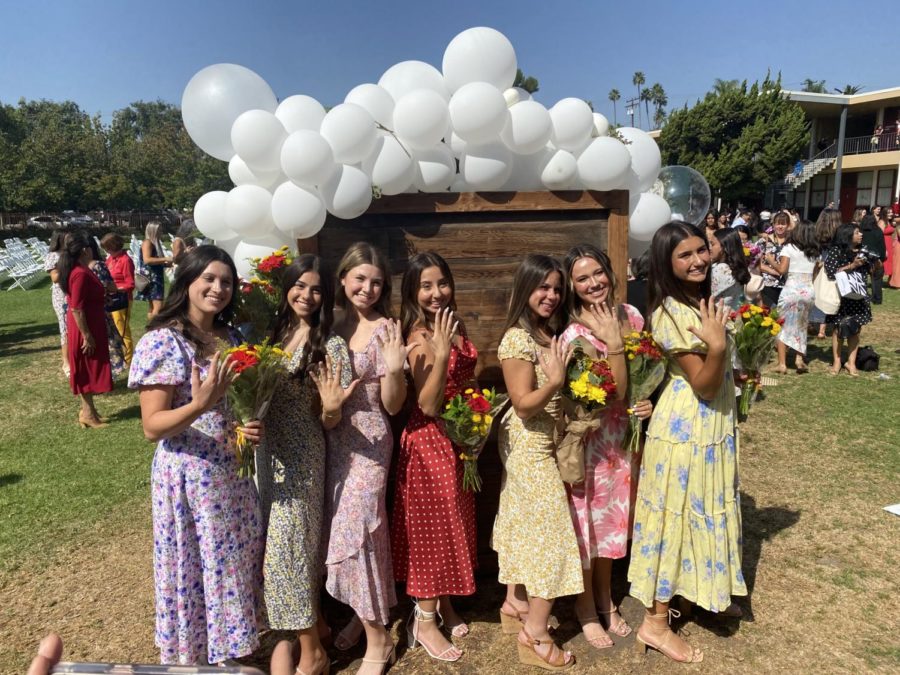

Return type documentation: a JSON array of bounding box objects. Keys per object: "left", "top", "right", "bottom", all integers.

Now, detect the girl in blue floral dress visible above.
[
  {"left": 129, "top": 246, "right": 264, "bottom": 666},
  {"left": 628, "top": 222, "right": 746, "bottom": 664}
]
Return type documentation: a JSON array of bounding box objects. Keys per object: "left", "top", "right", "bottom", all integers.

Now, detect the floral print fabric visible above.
[
  {"left": 491, "top": 328, "right": 583, "bottom": 600},
  {"left": 45, "top": 251, "right": 67, "bottom": 344},
  {"left": 627, "top": 298, "right": 746, "bottom": 612},
  {"left": 129, "top": 328, "right": 263, "bottom": 665},
  {"left": 559, "top": 304, "right": 643, "bottom": 567}
]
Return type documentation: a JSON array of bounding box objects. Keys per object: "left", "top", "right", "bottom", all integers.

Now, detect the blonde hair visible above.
[{"left": 335, "top": 242, "right": 394, "bottom": 318}]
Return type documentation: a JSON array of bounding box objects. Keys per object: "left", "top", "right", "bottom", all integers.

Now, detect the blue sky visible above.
[{"left": 0, "top": 0, "right": 892, "bottom": 125}]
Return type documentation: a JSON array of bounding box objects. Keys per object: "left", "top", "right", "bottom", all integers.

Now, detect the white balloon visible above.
[
  {"left": 450, "top": 174, "right": 470, "bottom": 192},
  {"left": 280, "top": 130, "right": 336, "bottom": 187},
  {"left": 345, "top": 83, "right": 395, "bottom": 129},
  {"left": 460, "top": 141, "right": 512, "bottom": 190},
  {"left": 271, "top": 181, "right": 326, "bottom": 238},
  {"left": 182, "top": 64, "right": 277, "bottom": 161},
  {"left": 442, "top": 27, "right": 517, "bottom": 93},
  {"left": 540, "top": 149, "right": 577, "bottom": 189},
  {"left": 321, "top": 164, "right": 372, "bottom": 219},
  {"left": 378, "top": 60, "right": 449, "bottom": 102},
  {"left": 549, "top": 98, "right": 594, "bottom": 151},
  {"left": 412, "top": 143, "right": 456, "bottom": 191},
  {"left": 232, "top": 234, "right": 292, "bottom": 280},
  {"left": 225, "top": 185, "right": 275, "bottom": 237},
  {"left": 194, "top": 191, "right": 235, "bottom": 240},
  {"left": 448, "top": 82, "right": 509, "bottom": 144},
  {"left": 228, "top": 156, "right": 282, "bottom": 189},
  {"left": 319, "top": 103, "right": 377, "bottom": 164},
  {"left": 501, "top": 100, "right": 553, "bottom": 155},
  {"left": 629, "top": 192, "right": 672, "bottom": 241},
  {"left": 576, "top": 137, "right": 632, "bottom": 190},
  {"left": 503, "top": 87, "right": 533, "bottom": 107},
  {"left": 502, "top": 148, "right": 549, "bottom": 191},
  {"left": 617, "top": 127, "right": 662, "bottom": 193},
  {"left": 215, "top": 234, "right": 241, "bottom": 258},
  {"left": 276, "top": 95, "right": 327, "bottom": 133},
  {"left": 448, "top": 131, "right": 467, "bottom": 157},
  {"left": 361, "top": 134, "right": 415, "bottom": 195},
  {"left": 591, "top": 112, "right": 610, "bottom": 137},
  {"left": 393, "top": 89, "right": 450, "bottom": 151},
  {"left": 231, "top": 110, "right": 287, "bottom": 172}
]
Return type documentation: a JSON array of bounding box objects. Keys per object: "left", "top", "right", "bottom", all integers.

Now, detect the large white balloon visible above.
[
  {"left": 361, "top": 134, "right": 415, "bottom": 195},
  {"left": 449, "top": 82, "right": 509, "bottom": 144},
  {"left": 393, "top": 89, "right": 450, "bottom": 151},
  {"left": 591, "top": 112, "right": 610, "bottom": 137},
  {"left": 412, "top": 143, "right": 456, "bottom": 192},
  {"left": 442, "top": 27, "right": 517, "bottom": 93},
  {"left": 280, "top": 130, "right": 336, "bottom": 187},
  {"left": 228, "top": 156, "right": 282, "bottom": 189},
  {"left": 629, "top": 192, "right": 672, "bottom": 241},
  {"left": 460, "top": 141, "right": 512, "bottom": 190},
  {"left": 321, "top": 164, "right": 372, "bottom": 219},
  {"left": 503, "top": 87, "right": 533, "bottom": 107},
  {"left": 231, "top": 110, "right": 287, "bottom": 172},
  {"left": 194, "top": 191, "right": 235, "bottom": 240},
  {"left": 182, "top": 64, "right": 278, "bottom": 161},
  {"left": 378, "top": 60, "right": 449, "bottom": 102},
  {"left": 276, "top": 95, "right": 327, "bottom": 133},
  {"left": 271, "top": 181, "right": 327, "bottom": 239},
  {"left": 319, "top": 103, "right": 377, "bottom": 164},
  {"left": 576, "top": 137, "right": 632, "bottom": 190},
  {"left": 540, "top": 149, "right": 578, "bottom": 190},
  {"left": 501, "top": 100, "right": 553, "bottom": 155},
  {"left": 502, "top": 148, "right": 549, "bottom": 191},
  {"left": 448, "top": 131, "right": 467, "bottom": 157},
  {"left": 225, "top": 185, "right": 275, "bottom": 238},
  {"left": 345, "top": 83, "right": 395, "bottom": 129},
  {"left": 232, "top": 234, "right": 292, "bottom": 280},
  {"left": 549, "top": 98, "right": 594, "bottom": 151},
  {"left": 617, "top": 127, "right": 662, "bottom": 193}
]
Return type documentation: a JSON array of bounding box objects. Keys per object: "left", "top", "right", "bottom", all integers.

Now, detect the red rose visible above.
[{"left": 468, "top": 395, "right": 491, "bottom": 413}]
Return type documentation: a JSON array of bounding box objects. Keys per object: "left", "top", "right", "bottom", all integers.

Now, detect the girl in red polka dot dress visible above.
[{"left": 391, "top": 252, "right": 478, "bottom": 664}]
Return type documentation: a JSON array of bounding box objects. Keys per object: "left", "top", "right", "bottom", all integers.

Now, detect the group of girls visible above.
[{"left": 129, "top": 223, "right": 747, "bottom": 673}]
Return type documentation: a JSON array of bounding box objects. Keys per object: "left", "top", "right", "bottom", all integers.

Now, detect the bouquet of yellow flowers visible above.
[
  {"left": 730, "top": 303, "right": 784, "bottom": 415},
  {"left": 235, "top": 246, "right": 294, "bottom": 343},
  {"left": 221, "top": 339, "right": 292, "bottom": 478},
  {"left": 556, "top": 341, "right": 617, "bottom": 484},
  {"left": 623, "top": 331, "right": 666, "bottom": 454},
  {"left": 442, "top": 387, "right": 508, "bottom": 492}
]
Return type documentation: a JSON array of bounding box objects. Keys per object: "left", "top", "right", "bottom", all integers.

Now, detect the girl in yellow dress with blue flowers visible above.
[{"left": 628, "top": 222, "right": 747, "bottom": 664}]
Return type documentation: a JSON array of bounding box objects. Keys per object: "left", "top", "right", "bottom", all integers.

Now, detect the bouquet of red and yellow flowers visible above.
[
  {"left": 556, "top": 342, "right": 617, "bottom": 484},
  {"left": 235, "top": 246, "right": 294, "bottom": 343},
  {"left": 222, "top": 340, "right": 292, "bottom": 478},
  {"left": 442, "top": 387, "right": 509, "bottom": 492},
  {"left": 623, "top": 331, "right": 665, "bottom": 454},
  {"left": 730, "top": 303, "right": 784, "bottom": 415}
]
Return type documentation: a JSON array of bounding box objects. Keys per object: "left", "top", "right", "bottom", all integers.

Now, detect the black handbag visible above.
[{"left": 855, "top": 346, "right": 880, "bottom": 371}]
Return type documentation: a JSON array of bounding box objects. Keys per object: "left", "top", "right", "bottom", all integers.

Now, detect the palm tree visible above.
[
  {"left": 801, "top": 78, "right": 827, "bottom": 93},
  {"left": 512, "top": 68, "right": 540, "bottom": 94},
  {"left": 608, "top": 89, "right": 620, "bottom": 126},
  {"left": 640, "top": 88, "right": 653, "bottom": 130},
  {"left": 833, "top": 84, "right": 864, "bottom": 95},
  {"left": 711, "top": 78, "right": 740, "bottom": 95},
  {"left": 633, "top": 71, "right": 645, "bottom": 128},
  {"left": 650, "top": 83, "right": 667, "bottom": 129}
]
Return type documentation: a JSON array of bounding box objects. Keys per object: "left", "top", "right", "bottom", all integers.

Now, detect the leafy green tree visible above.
[
  {"left": 512, "top": 69, "right": 540, "bottom": 94},
  {"left": 801, "top": 78, "right": 827, "bottom": 93},
  {"left": 608, "top": 88, "right": 620, "bottom": 126},
  {"left": 659, "top": 74, "right": 809, "bottom": 202},
  {"left": 711, "top": 78, "right": 740, "bottom": 95}
]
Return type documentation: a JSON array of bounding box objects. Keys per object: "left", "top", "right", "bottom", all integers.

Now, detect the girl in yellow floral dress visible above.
[
  {"left": 493, "top": 254, "right": 583, "bottom": 671},
  {"left": 628, "top": 222, "right": 747, "bottom": 664}
]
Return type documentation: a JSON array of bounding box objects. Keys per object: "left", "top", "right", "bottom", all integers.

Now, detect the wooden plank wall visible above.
[{"left": 299, "top": 190, "right": 629, "bottom": 571}]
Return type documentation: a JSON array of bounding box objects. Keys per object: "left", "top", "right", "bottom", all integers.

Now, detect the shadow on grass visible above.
[
  {"left": 0, "top": 320, "right": 59, "bottom": 356},
  {"left": 106, "top": 404, "right": 142, "bottom": 422},
  {"left": 0, "top": 473, "right": 23, "bottom": 488}
]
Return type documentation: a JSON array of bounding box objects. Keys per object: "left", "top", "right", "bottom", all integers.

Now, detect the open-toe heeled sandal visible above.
[
  {"left": 334, "top": 617, "right": 363, "bottom": 651},
  {"left": 576, "top": 612, "right": 613, "bottom": 650},
  {"left": 635, "top": 609, "right": 703, "bottom": 663},
  {"left": 500, "top": 600, "right": 557, "bottom": 635},
  {"left": 517, "top": 627, "right": 574, "bottom": 670},
  {"left": 599, "top": 606, "right": 633, "bottom": 637}
]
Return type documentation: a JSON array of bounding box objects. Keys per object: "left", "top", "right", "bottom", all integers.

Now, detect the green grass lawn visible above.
[{"left": 0, "top": 277, "right": 151, "bottom": 574}]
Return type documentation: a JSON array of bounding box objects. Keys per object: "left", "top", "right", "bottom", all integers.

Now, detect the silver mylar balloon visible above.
[{"left": 650, "top": 165, "right": 711, "bottom": 226}]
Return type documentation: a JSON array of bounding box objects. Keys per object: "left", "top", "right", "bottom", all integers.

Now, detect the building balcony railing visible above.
[{"left": 826, "top": 131, "right": 900, "bottom": 156}]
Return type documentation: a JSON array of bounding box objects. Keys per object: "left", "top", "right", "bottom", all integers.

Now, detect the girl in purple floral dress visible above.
[{"left": 128, "top": 246, "right": 264, "bottom": 666}]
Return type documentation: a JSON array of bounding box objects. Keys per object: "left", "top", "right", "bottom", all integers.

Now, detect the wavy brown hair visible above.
[
  {"left": 647, "top": 221, "right": 711, "bottom": 329},
  {"left": 503, "top": 254, "right": 566, "bottom": 347},
  {"left": 335, "top": 242, "right": 394, "bottom": 318},
  {"left": 400, "top": 251, "right": 456, "bottom": 339}
]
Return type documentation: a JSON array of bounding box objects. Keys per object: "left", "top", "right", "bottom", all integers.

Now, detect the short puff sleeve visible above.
[
  {"left": 498, "top": 327, "right": 537, "bottom": 363},
  {"left": 651, "top": 298, "right": 706, "bottom": 356},
  {"left": 128, "top": 328, "right": 188, "bottom": 388}
]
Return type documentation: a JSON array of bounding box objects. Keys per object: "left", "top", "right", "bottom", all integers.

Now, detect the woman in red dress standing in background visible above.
[
  {"left": 391, "top": 252, "right": 477, "bottom": 664},
  {"left": 58, "top": 230, "right": 112, "bottom": 428}
]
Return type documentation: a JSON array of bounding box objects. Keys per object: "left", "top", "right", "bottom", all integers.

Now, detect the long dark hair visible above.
[
  {"left": 647, "top": 221, "right": 711, "bottom": 326},
  {"left": 271, "top": 255, "right": 334, "bottom": 374},
  {"left": 49, "top": 230, "right": 66, "bottom": 253},
  {"left": 503, "top": 254, "right": 566, "bottom": 346},
  {"left": 400, "top": 251, "right": 456, "bottom": 339},
  {"left": 831, "top": 223, "right": 860, "bottom": 260},
  {"left": 785, "top": 220, "right": 820, "bottom": 260},
  {"left": 563, "top": 243, "right": 618, "bottom": 321},
  {"left": 713, "top": 227, "right": 751, "bottom": 285},
  {"left": 147, "top": 245, "right": 238, "bottom": 350},
  {"left": 815, "top": 208, "right": 842, "bottom": 245},
  {"left": 57, "top": 230, "right": 94, "bottom": 295},
  {"left": 335, "top": 242, "right": 393, "bottom": 318}
]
